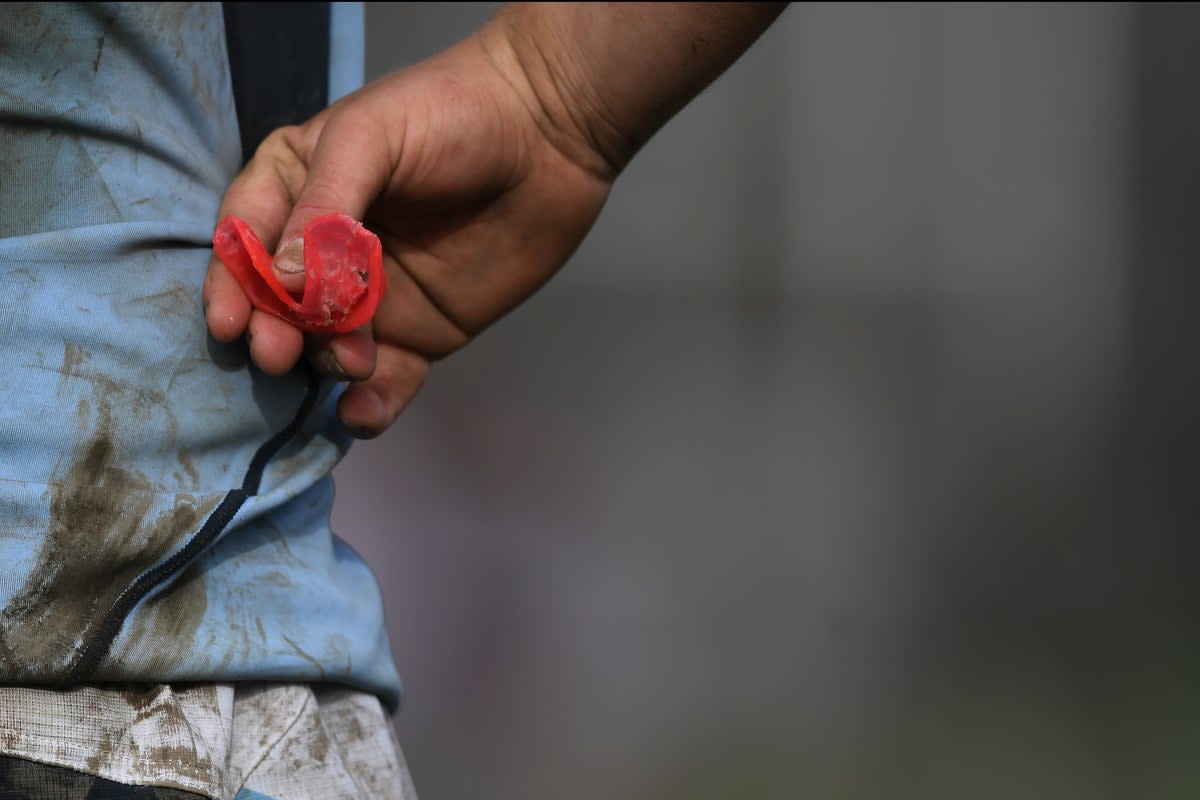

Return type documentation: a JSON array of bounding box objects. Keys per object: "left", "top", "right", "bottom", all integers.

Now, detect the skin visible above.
[{"left": 203, "top": 2, "right": 787, "bottom": 438}]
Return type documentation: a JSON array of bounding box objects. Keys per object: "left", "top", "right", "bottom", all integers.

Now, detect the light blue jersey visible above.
[{"left": 0, "top": 3, "right": 401, "bottom": 710}]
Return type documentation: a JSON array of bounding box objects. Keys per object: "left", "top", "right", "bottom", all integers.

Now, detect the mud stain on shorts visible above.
[{"left": 81, "top": 683, "right": 225, "bottom": 788}]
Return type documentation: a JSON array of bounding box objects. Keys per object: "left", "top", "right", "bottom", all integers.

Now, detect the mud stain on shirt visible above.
[
  {"left": 281, "top": 635, "right": 327, "bottom": 680},
  {"left": 109, "top": 562, "right": 210, "bottom": 678},
  {"left": 119, "top": 281, "right": 200, "bottom": 323},
  {"left": 0, "top": 408, "right": 219, "bottom": 682},
  {"left": 91, "top": 33, "right": 104, "bottom": 73},
  {"left": 258, "top": 518, "right": 307, "bottom": 570},
  {"left": 56, "top": 341, "right": 92, "bottom": 391}
]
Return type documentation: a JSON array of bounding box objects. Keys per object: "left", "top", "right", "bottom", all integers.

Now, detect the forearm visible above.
[{"left": 480, "top": 2, "right": 787, "bottom": 179}]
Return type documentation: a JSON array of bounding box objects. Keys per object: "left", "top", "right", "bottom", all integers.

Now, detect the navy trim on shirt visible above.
[
  {"left": 63, "top": 368, "right": 323, "bottom": 684},
  {"left": 222, "top": 2, "right": 332, "bottom": 165}
]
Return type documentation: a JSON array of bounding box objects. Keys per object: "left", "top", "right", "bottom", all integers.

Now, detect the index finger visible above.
[{"left": 205, "top": 127, "right": 308, "bottom": 342}]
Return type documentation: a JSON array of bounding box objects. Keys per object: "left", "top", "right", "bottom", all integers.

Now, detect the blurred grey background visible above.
[{"left": 332, "top": 3, "right": 1200, "bottom": 798}]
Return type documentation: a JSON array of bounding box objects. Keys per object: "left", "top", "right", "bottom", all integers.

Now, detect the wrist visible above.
[
  {"left": 477, "top": 6, "right": 630, "bottom": 181},
  {"left": 478, "top": 3, "right": 786, "bottom": 181}
]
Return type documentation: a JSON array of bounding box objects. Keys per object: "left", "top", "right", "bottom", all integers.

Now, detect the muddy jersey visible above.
[{"left": 0, "top": 3, "right": 401, "bottom": 710}]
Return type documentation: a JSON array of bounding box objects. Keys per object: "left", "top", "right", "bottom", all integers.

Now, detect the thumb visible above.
[{"left": 272, "top": 111, "right": 392, "bottom": 290}]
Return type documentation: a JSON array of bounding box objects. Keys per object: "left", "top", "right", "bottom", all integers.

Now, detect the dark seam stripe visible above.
[
  {"left": 222, "top": 1, "right": 332, "bottom": 166},
  {"left": 61, "top": 367, "right": 322, "bottom": 685}
]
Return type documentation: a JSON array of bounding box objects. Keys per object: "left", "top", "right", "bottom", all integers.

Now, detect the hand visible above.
[{"left": 203, "top": 29, "right": 612, "bottom": 438}]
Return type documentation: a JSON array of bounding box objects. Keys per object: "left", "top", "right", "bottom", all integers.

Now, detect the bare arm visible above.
[
  {"left": 482, "top": 2, "right": 788, "bottom": 177},
  {"left": 205, "top": 2, "right": 788, "bottom": 435}
]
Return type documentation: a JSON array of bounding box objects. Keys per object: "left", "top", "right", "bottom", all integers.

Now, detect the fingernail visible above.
[
  {"left": 320, "top": 350, "right": 350, "bottom": 381},
  {"left": 339, "top": 386, "right": 386, "bottom": 438},
  {"left": 273, "top": 238, "right": 305, "bottom": 275},
  {"left": 343, "top": 423, "right": 377, "bottom": 439}
]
